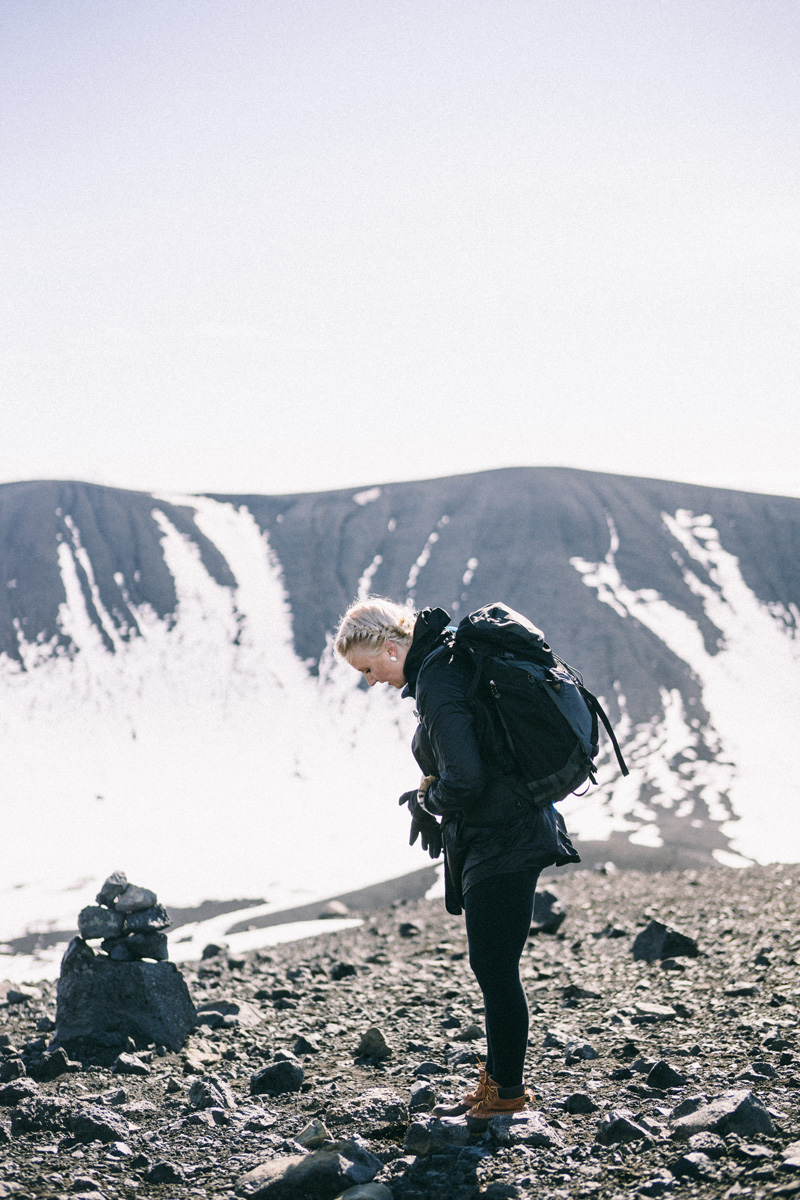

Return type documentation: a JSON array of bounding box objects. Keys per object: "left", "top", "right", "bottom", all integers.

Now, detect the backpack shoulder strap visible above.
[{"left": 578, "top": 685, "right": 629, "bottom": 776}]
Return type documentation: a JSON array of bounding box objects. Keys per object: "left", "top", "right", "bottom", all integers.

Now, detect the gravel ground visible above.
[{"left": 2, "top": 862, "right": 800, "bottom": 1200}]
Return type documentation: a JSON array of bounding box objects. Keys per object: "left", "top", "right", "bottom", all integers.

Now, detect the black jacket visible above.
[{"left": 403, "top": 607, "right": 581, "bottom": 914}]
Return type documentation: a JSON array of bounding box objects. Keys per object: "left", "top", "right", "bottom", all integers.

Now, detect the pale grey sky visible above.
[{"left": 2, "top": 1, "right": 798, "bottom": 498}]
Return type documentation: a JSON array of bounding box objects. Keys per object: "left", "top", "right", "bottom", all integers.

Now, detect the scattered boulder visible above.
[
  {"left": 564, "top": 1092, "right": 600, "bottom": 1114},
  {"left": 671, "top": 1090, "right": 776, "bottom": 1140},
  {"left": 189, "top": 1073, "right": 237, "bottom": 1110},
  {"left": 330, "top": 961, "right": 358, "bottom": 981},
  {"left": 145, "top": 1161, "right": 184, "bottom": 1185},
  {"left": 26, "top": 1046, "right": 80, "bottom": 1082},
  {"left": 0, "top": 1079, "right": 39, "bottom": 1106},
  {"left": 646, "top": 1060, "right": 688, "bottom": 1089},
  {"left": 235, "top": 1137, "right": 381, "bottom": 1199},
  {"left": 196, "top": 998, "right": 263, "bottom": 1029},
  {"left": 296, "top": 1117, "right": 333, "bottom": 1148},
  {"left": 687, "top": 1131, "right": 727, "bottom": 1158},
  {"left": 0, "top": 1059, "right": 25, "bottom": 1083},
  {"left": 632, "top": 1001, "right": 677, "bottom": 1023},
  {"left": 250, "top": 1060, "right": 304, "bottom": 1096},
  {"left": 409, "top": 1080, "right": 437, "bottom": 1111},
  {"left": 530, "top": 889, "right": 567, "bottom": 935},
  {"left": 10, "top": 1096, "right": 131, "bottom": 1142},
  {"left": 112, "top": 1052, "right": 151, "bottom": 1076},
  {"left": 781, "top": 1140, "right": 800, "bottom": 1171},
  {"left": 293, "top": 1034, "right": 320, "bottom": 1055},
  {"left": 632, "top": 920, "right": 699, "bottom": 962},
  {"left": 596, "top": 1109, "right": 652, "bottom": 1144},
  {"left": 355, "top": 1027, "right": 391, "bottom": 1061},
  {"left": 564, "top": 1041, "right": 599, "bottom": 1064},
  {"left": 3, "top": 986, "right": 40, "bottom": 1006},
  {"left": 671, "top": 1150, "right": 716, "bottom": 1179},
  {"left": 403, "top": 1116, "right": 471, "bottom": 1156},
  {"left": 488, "top": 1111, "right": 564, "bottom": 1148}
]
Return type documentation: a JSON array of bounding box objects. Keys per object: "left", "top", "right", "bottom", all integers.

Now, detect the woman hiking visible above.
[{"left": 334, "top": 597, "right": 580, "bottom": 1124}]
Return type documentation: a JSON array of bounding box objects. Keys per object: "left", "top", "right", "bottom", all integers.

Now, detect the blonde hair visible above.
[{"left": 334, "top": 596, "right": 417, "bottom": 659}]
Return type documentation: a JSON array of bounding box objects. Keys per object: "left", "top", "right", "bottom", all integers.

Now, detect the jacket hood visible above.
[{"left": 402, "top": 607, "right": 452, "bottom": 698}]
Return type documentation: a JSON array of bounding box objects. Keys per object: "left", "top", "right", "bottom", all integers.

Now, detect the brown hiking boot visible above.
[
  {"left": 432, "top": 1060, "right": 489, "bottom": 1117},
  {"left": 465, "top": 1081, "right": 535, "bottom": 1128}
]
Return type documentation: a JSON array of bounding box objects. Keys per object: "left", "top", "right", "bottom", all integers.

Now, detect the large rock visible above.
[
  {"left": 250, "top": 1060, "right": 304, "bottom": 1096},
  {"left": 403, "top": 1116, "right": 472, "bottom": 1156},
  {"left": 671, "top": 1090, "right": 775, "bottom": 1140},
  {"left": 78, "top": 905, "right": 125, "bottom": 940},
  {"left": 124, "top": 904, "right": 171, "bottom": 934},
  {"left": 488, "top": 1111, "right": 564, "bottom": 1148},
  {"left": 633, "top": 920, "right": 699, "bottom": 962},
  {"left": 10, "top": 1096, "right": 132, "bottom": 1142},
  {"left": 115, "top": 884, "right": 158, "bottom": 913},
  {"left": 530, "top": 889, "right": 567, "bottom": 935},
  {"left": 96, "top": 870, "right": 128, "bottom": 907},
  {"left": 55, "top": 937, "right": 196, "bottom": 1061},
  {"left": 597, "top": 1109, "right": 652, "bottom": 1144},
  {"left": 235, "top": 1137, "right": 381, "bottom": 1199}
]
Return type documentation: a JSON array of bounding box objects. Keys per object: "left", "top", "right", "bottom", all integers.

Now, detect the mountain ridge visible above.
[{"left": 1, "top": 467, "right": 799, "bottom": 953}]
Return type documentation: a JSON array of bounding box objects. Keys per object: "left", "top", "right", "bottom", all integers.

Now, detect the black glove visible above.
[{"left": 399, "top": 790, "right": 443, "bottom": 860}]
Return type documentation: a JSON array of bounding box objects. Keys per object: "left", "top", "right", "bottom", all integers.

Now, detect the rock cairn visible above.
[
  {"left": 55, "top": 871, "right": 196, "bottom": 1063},
  {"left": 77, "top": 869, "right": 171, "bottom": 962}
]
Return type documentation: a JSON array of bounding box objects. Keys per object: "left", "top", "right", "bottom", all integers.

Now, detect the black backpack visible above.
[{"left": 431, "top": 602, "right": 629, "bottom": 809}]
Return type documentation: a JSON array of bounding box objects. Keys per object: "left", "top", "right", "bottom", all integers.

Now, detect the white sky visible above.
[{"left": 1, "top": 1, "right": 798, "bottom": 499}]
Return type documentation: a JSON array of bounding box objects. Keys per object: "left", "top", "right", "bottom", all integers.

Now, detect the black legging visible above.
[{"left": 463, "top": 869, "right": 541, "bottom": 1088}]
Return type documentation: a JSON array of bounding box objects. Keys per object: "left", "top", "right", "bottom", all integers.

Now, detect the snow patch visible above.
[
  {"left": 353, "top": 487, "right": 381, "bottom": 506},
  {"left": 570, "top": 511, "right": 800, "bottom": 862}
]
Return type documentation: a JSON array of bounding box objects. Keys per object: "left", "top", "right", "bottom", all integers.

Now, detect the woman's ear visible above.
[{"left": 384, "top": 640, "right": 398, "bottom": 661}]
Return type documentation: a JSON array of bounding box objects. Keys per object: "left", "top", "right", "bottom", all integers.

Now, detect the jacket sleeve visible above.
[{"left": 416, "top": 659, "right": 487, "bottom": 816}]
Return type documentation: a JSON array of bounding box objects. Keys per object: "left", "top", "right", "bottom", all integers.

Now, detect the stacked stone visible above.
[{"left": 77, "top": 870, "right": 171, "bottom": 962}]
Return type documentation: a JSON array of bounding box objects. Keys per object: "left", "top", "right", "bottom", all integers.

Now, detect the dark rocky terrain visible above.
[{"left": 3, "top": 862, "right": 800, "bottom": 1200}]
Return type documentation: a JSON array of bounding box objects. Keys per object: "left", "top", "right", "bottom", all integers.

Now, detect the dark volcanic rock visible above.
[
  {"left": 0, "top": 1079, "right": 39, "bottom": 1106},
  {"left": 145, "top": 1160, "right": 185, "bottom": 1184},
  {"left": 646, "top": 1060, "right": 688, "bottom": 1089},
  {"left": 96, "top": 869, "right": 129, "bottom": 907},
  {"left": 530, "top": 889, "right": 567, "bottom": 935},
  {"left": 235, "top": 1136, "right": 381, "bottom": 1199},
  {"left": 564, "top": 1091, "right": 600, "bottom": 1114},
  {"left": 596, "top": 1109, "right": 652, "bottom": 1144},
  {"left": 671, "top": 1089, "right": 776, "bottom": 1140},
  {"left": 0, "top": 1058, "right": 25, "bottom": 1083},
  {"left": 632, "top": 919, "right": 699, "bottom": 961},
  {"left": 11, "top": 1096, "right": 131, "bottom": 1142},
  {"left": 55, "top": 938, "right": 196, "bottom": 1059},
  {"left": 25, "top": 1046, "right": 80, "bottom": 1082},
  {"left": 189, "top": 1073, "right": 237, "bottom": 1110},
  {"left": 77, "top": 905, "right": 125, "bottom": 940},
  {"left": 355, "top": 1027, "right": 391, "bottom": 1061},
  {"left": 250, "top": 1060, "right": 304, "bottom": 1095},
  {"left": 124, "top": 903, "right": 171, "bottom": 934},
  {"left": 671, "top": 1150, "right": 716, "bottom": 1179}
]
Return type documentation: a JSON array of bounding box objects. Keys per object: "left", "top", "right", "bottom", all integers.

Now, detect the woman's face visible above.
[{"left": 346, "top": 639, "right": 408, "bottom": 689}]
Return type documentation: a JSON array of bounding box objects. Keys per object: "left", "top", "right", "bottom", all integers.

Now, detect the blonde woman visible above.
[{"left": 335, "top": 597, "right": 580, "bottom": 1123}]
